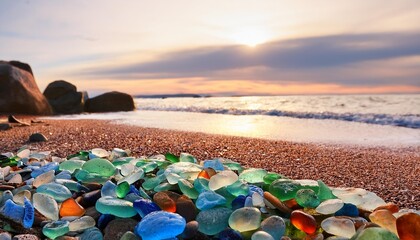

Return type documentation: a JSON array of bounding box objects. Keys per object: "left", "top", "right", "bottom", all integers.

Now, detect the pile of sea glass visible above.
[{"left": 0, "top": 147, "right": 418, "bottom": 240}]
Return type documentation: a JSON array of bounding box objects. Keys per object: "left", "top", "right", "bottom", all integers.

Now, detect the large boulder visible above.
[
  {"left": 85, "top": 91, "right": 135, "bottom": 112},
  {"left": 44, "top": 80, "right": 88, "bottom": 114},
  {"left": 0, "top": 61, "right": 52, "bottom": 115}
]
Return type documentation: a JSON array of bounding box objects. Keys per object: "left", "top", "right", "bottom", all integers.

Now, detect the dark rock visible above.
[
  {"left": 176, "top": 195, "right": 198, "bottom": 222},
  {"left": 85, "top": 91, "right": 135, "bottom": 112},
  {"left": 181, "top": 220, "right": 199, "bottom": 239},
  {"left": 43, "top": 80, "right": 87, "bottom": 114},
  {"left": 0, "top": 123, "right": 11, "bottom": 131},
  {"left": 8, "top": 61, "right": 33, "bottom": 76},
  {"left": 0, "top": 61, "right": 52, "bottom": 115},
  {"left": 78, "top": 189, "right": 101, "bottom": 208},
  {"left": 8, "top": 115, "right": 30, "bottom": 126},
  {"left": 104, "top": 218, "right": 138, "bottom": 240},
  {"left": 29, "top": 133, "right": 48, "bottom": 142}
]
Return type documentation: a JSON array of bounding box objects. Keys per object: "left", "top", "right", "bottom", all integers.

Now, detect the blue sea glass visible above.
[
  {"left": 196, "top": 191, "right": 226, "bottom": 210},
  {"left": 133, "top": 198, "right": 161, "bottom": 218},
  {"left": 135, "top": 211, "right": 186, "bottom": 240}
]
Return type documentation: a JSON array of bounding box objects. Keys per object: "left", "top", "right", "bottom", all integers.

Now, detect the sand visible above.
[{"left": 0, "top": 116, "right": 419, "bottom": 209}]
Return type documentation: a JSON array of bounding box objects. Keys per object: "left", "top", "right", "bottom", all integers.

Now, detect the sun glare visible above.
[{"left": 231, "top": 28, "right": 270, "bottom": 47}]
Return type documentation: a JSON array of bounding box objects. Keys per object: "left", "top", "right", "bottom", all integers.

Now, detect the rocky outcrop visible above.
[
  {"left": 85, "top": 91, "right": 135, "bottom": 112},
  {"left": 43, "top": 80, "right": 88, "bottom": 114},
  {"left": 0, "top": 61, "right": 52, "bottom": 115}
]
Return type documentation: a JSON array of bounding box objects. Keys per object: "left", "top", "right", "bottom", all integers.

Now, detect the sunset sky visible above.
[{"left": 1, "top": 0, "right": 420, "bottom": 96}]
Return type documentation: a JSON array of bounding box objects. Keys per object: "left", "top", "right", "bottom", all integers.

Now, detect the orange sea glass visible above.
[
  {"left": 396, "top": 213, "right": 420, "bottom": 240},
  {"left": 374, "top": 202, "right": 399, "bottom": 213},
  {"left": 60, "top": 198, "right": 86, "bottom": 217},
  {"left": 198, "top": 170, "right": 210, "bottom": 179},
  {"left": 153, "top": 192, "right": 176, "bottom": 212},
  {"left": 290, "top": 210, "right": 317, "bottom": 234}
]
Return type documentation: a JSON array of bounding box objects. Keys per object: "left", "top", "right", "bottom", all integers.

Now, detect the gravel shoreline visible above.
[{"left": 1, "top": 117, "right": 419, "bottom": 209}]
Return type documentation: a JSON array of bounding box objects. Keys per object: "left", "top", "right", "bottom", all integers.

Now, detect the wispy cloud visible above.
[{"left": 80, "top": 32, "right": 420, "bottom": 87}]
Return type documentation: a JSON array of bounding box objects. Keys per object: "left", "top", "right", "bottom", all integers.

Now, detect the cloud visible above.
[{"left": 80, "top": 32, "right": 420, "bottom": 86}]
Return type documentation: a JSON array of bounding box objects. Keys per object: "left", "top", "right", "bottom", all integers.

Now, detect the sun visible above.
[{"left": 230, "top": 28, "right": 270, "bottom": 47}]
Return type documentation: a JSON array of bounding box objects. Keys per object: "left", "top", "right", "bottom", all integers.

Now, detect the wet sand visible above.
[{"left": 0, "top": 117, "right": 419, "bottom": 209}]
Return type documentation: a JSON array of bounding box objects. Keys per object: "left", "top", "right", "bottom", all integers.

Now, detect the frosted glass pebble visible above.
[
  {"left": 209, "top": 170, "right": 238, "bottom": 191},
  {"left": 316, "top": 199, "right": 344, "bottom": 215}
]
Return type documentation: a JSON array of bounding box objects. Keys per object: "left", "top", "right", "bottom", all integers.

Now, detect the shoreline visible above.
[{"left": 0, "top": 117, "right": 419, "bottom": 209}]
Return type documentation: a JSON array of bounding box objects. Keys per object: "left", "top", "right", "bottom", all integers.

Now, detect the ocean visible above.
[{"left": 47, "top": 94, "right": 420, "bottom": 147}]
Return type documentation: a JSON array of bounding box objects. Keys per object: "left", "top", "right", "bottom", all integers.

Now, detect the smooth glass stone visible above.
[
  {"left": 141, "top": 162, "right": 158, "bottom": 173},
  {"left": 166, "top": 173, "right": 182, "bottom": 184},
  {"left": 229, "top": 207, "right": 261, "bottom": 232},
  {"left": 238, "top": 168, "right": 267, "bottom": 184},
  {"left": 31, "top": 162, "right": 59, "bottom": 178},
  {"left": 263, "top": 172, "right": 284, "bottom": 184},
  {"left": 295, "top": 189, "right": 320, "bottom": 208},
  {"left": 317, "top": 180, "right": 336, "bottom": 201},
  {"left": 95, "top": 197, "right": 137, "bottom": 218},
  {"left": 89, "top": 148, "right": 109, "bottom": 159},
  {"left": 69, "top": 216, "right": 96, "bottom": 231},
  {"left": 0, "top": 190, "right": 13, "bottom": 207},
  {"left": 178, "top": 179, "right": 199, "bottom": 199},
  {"left": 165, "top": 153, "right": 179, "bottom": 163},
  {"left": 78, "top": 227, "right": 104, "bottom": 240},
  {"left": 75, "top": 169, "right": 109, "bottom": 184},
  {"left": 335, "top": 203, "right": 359, "bottom": 217},
  {"left": 59, "top": 160, "right": 85, "bottom": 173},
  {"left": 244, "top": 196, "right": 253, "bottom": 207},
  {"left": 354, "top": 227, "right": 399, "bottom": 240},
  {"left": 117, "top": 168, "right": 145, "bottom": 185},
  {"left": 196, "top": 207, "right": 232, "bottom": 235},
  {"left": 396, "top": 212, "right": 420, "bottom": 240},
  {"left": 164, "top": 162, "right": 202, "bottom": 180},
  {"left": 332, "top": 188, "right": 366, "bottom": 205},
  {"left": 120, "top": 163, "right": 135, "bottom": 176},
  {"left": 219, "top": 229, "right": 243, "bottom": 240},
  {"left": 269, "top": 179, "right": 301, "bottom": 201},
  {"left": 226, "top": 180, "right": 249, "bottom": 197},
  {"left": 133, "top": 198, "right": 161, "bottom": 218},
  {"left": 232, "top": 195, "right": 247, "bottom": 210},
  {"left": 135, "top": 211, "right": 186, "bottom": 240},
  {"left": 0, "top": 199, "right": 24, "bottom": 223},
  {"left": 321, "top": 217, "right": 356, "bottom": 238},
  {"left": 82, "top": 158, "right": 116, "bottom": 177},
  {"left": 23, "top": 197, "right": 34, "bottom": 229},
  {"left": 261, "top": 215, "right": 286, "bottom": 240},
  {"left": 116, "top": 181, "right": 130, "bottom": 198},
  {"left": 154, "top": 182, "right": 175, "bottom": 192},
  {"left": 7, "top": 173, "right": 22, "bottom": 184},
  {"left": 252, "top": 192, "right": 265, "bottom": 207},
  {"left": 17, "top": 148, "right": 30, "bottom": 158},
  {"left": 60, "top": 198, "right": 86, "bottom": 217},
  {"left": 196, "top": 191, "right": 226, "bottom": 210},
  {"left": 33, "top": 193, "right": 59, "bottom": 220},
  {"left": 197, "top": 169, "right": 210, "bottom": 179},
  {"left": 251, "top": 231, "right": 275, "bottom": 240},
  {"left": 358, "top": 191, "right": 386, "bottom": 212},
  {"left": 33, "top": 170, "right": 55, "bottom": 188},
  {"left": 203, "top": 159, "right": 224, "bottom": 171},
  {"left": 36, "top": 183, "right": 72, "bottom": 202},
  {"left": 142, "top": 174, "right": 166, "bottom": 190},
  {"left": 209, "top": 170, "right": 238, "bottom": 191},
  {"left": 55, "top": 170, "right": 72, "bottom": 180},
  {"left": 193, "top": 178, "right": 210, "bottom": 193},
  {"left": 369, "top": 209, "right": 398, "bottom": 235},
  {"left": 124, "top": 193, "right": 142, "bottom": 202},
  {"left": 179, "top": 153, "right": 197, "bottom": 163},
  {"left": 316, "top": 199, "right": 344, "bottom": 215},
  {"left": 153, "top": 192, "right": 177, "bottom": 212},
  {"left": 13, "top": 190, "right": 31, "bottom": 205},
  {"left": 101, "top": 180, "right": 117, "bottom": 198},
  {"left": 295, "top": 180, "right": 319, "bottom": 192},
  {"left": 290, "top": 210, "right": 317, "bottom": 234},
  {"left": 97, "top": 214, "right": 115, "bottom": 230},
  {"left": 42, "top": 220, "right": 70, "bottom": 239}
]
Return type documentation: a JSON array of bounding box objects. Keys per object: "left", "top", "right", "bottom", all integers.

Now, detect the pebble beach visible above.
[{"left": 1, "top": 117, "right": 418, "bottom": 210}]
